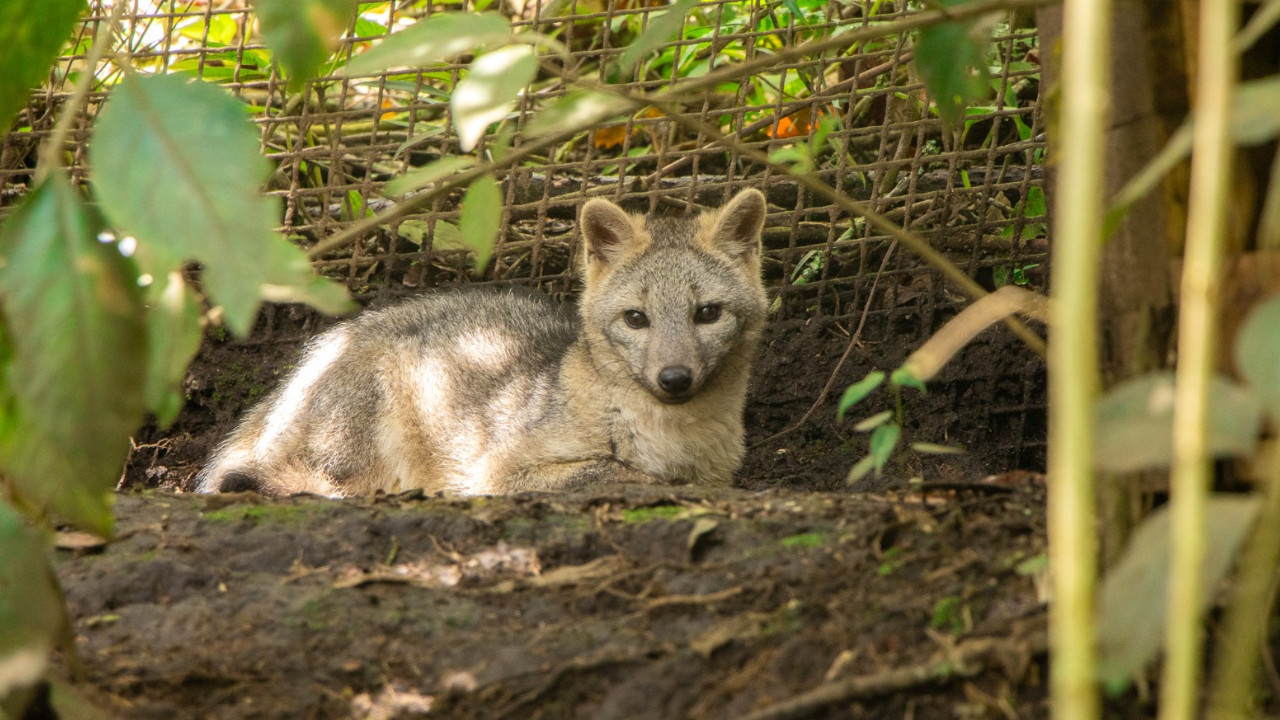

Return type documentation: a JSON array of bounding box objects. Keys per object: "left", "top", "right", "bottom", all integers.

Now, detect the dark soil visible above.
[
  {"left": 66, "top": 284, "right": 1054, "bottom": 719},
  {"left": 59, "top": 483, "right": 1052, "bottom": 719}
]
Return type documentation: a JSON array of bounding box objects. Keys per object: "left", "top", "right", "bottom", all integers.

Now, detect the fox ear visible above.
[
  {"left": 709, "top": 189, "right": 766, "bottom": 262},
  {"left": 579, "top": 198, "right": 636, "bottom": 266}
]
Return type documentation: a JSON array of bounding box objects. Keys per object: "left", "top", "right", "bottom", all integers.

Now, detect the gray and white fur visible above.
[{"left": 196, "top": 188, "right": 769, "bottom": 496}]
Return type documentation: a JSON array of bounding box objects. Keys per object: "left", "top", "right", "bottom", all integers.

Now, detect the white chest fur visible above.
[{"left": 612, "top": 393, "right": 744, "bottom": 486}]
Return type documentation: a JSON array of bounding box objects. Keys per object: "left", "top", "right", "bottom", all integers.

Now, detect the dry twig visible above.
[{"left": 739, "top": 630, "right": 1048, "bottom": 720}]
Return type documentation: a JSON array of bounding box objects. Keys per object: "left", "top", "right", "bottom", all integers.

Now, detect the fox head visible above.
[{"left": 577, "top": 189, "right": 769, "bottom": 404}]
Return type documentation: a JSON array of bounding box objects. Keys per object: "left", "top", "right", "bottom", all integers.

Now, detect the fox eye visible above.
[
  {"left": 623, "top": 309, "right": 649, "bottom": 329},
  {"left": 694, "top": 304, "right": 721, "bottom": 324}
]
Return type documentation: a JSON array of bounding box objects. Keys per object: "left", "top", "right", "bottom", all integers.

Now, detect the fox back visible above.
[{"left": 197, "top": 188, "right": 769, "bottom": 496}]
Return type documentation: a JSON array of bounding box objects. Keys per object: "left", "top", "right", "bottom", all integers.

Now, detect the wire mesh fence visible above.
[{"left": 2, "top": 0, "right": 1049, "bottom": 477}]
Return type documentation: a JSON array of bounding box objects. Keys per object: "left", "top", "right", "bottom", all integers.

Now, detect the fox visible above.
[{"left": 195, "top": 188, "right": 769, "bottom": 496}]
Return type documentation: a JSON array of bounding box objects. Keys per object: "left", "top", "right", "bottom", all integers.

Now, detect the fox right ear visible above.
[
  {"left": 708, "top": 188, "right": 767, "bottom": 263},
  {"left": 579, "top": 198, "right": 636, "bottom": 266}
]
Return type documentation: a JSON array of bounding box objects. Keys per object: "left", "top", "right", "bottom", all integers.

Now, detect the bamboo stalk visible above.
[
  {"left": 1161, "top": 1, "right": 1238, "bottom": 719},
  {"left": 1046, "top": 0, "right": 1110, "bottom": 717},
  {"left": 1208, "top": 441, "right": 1280, "bottom": 720}
]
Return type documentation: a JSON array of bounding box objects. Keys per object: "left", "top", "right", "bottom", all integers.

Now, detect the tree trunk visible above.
[{"left": 1038, "top": 0, "right": 1179, "bottom": 564}]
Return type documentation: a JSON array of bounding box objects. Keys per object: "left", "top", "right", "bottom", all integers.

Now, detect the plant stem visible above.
[
  {"left": 34, "top": 2, "right": 124, "bottom": 185},
  {"left": 1162, "top": 1, "right": 1238, "bottom": 719},
  {"left": 1208, "top": 442, "right": 1280, "bottom": 720},
  {"left": 1047, "top": 0, "right": 1110, "bottom": 718}
]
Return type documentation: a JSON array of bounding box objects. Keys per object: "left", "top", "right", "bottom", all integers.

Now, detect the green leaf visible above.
[
  {"left": 0, "top": 174, "right": 145, "bottom": 535},
  {"left": 389, "top": 219, "right": 429, "bottom": 247},
  {"left": 914, "top": 8, "right": 990, "bottom": 130},
  {"left": 0, "top": 502, "right": 65, "bottom": 699},
  {"left": 0, "top": 0, "right": 86, "bottom": 130},
  {"left": 1235, "top": 295, "right": 1280, "bottom": 415},
  {"left": 430, "top": 221, "right": 467, "bottom": 251},
  {"left": 1093, "top": 371, "right": 1263, "bottom": 474},
  {"left": 1231, "top": 76, "right": 1280, "bottom": 146},
  {"left": 911, "top": 442, "right": 965, "bottom": 455},
  {"left": 486, "top": 124, "right": 515, "bottom": 163},
  {"left": 254, "top": 0, "right": 358, "bottom": 90},
  {"left": 385, "top": 156, "right": 476, "bottom": 196},
  {"left": 845, "top": 455, "right": 876, "bottom": 484},
  {"left": 853, "top": 410, "right": 893, "bottom": 433},
  {"left": 244, "top": 235, "right": 354, "bottom": 315},
  {"left": 1097, "top": 496, "right": 1259, "bottom": 687},
  {"left": 767, "top": 146, "right": 814, "bottom": 174},
  {"left": 352, "top": 16, "right": 386, "bottom": 39},
  {"left": 614, "top": 0, "right": 697, "bottom": 76},
  {"left": 89, "top": 73, "right": 352, "bottom": 336},
  {"left": 47, "top": 676, "right": 114, "bottom": 720},
  {"left": 1014, "top": 553, "right": 1047, "bottom": 576},
  {"left": 890, "top": 365, "right": 927, "bottom": 392},
  {"left": 341, "top": 12, "right": 511, "bottom": 76},
  {"left": 869, "top": 422, "right": 901, "bottom": 475},
  {"left": 396, "top": 220, "right": 427, "bottom": 246},
  {"left": 145, "top": 272, "right": 202, "bottom": 429},
  {"left": 526, "top": 90, "right": 629, "bottom": 138},
  {"left": 836, "top": 370, "right": 885, "bottom": 420},
  {"left": 458, "top": 174, "right": 502, "bottom": 274},
  {"left": 1011, "top": 263, "right": 1040, "bottom": 284},
  {"left": 1023, "top": 186, "right": 1047, "bottom": 218},
  {"left": 452, "top": 44, "right": 539, "bottom": 152}
]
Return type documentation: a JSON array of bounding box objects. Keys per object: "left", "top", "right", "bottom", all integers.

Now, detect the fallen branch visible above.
[{"left": 740, "top": 629, "right": 1048, "bottom": 720}]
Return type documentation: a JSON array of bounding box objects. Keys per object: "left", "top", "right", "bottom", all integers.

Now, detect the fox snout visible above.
[{"left": 654, "top": 365, "right": 695, "bottom": 402}]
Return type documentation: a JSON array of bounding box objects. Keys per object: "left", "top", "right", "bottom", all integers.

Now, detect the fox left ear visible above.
[{"left": 709, "top": 189, "right": 766, "bottom": 263}]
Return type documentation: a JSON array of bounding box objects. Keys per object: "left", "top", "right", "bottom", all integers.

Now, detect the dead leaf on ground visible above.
[
  {"left": 55, "top": 531, "right": 108, "bottom": 551},
  {"left": 687, "top": 517, "right": 718, "bottom": 559}
]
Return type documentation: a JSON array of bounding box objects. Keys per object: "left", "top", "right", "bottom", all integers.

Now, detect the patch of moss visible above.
[
  {"left": 761, "top": 599, "right": 807, "bottom": 636},
  {"left": 443, "top": 607, "right": 479, "bottom": 630},
  {"left": 779, "top": 532, "right": 826, "bottom": 549},
  {"left": 930, "top": 595, "right": 967, "bottom": 634},
  {"left": 209, "top": 361, "right": 273, "bottom": 406},
  {"left": 502, "top": 513, "right": 590, "bottom": 542},
  {"left": 620, "top": 505, "right": 688, "bottom": 524},
  {"left": 202, "top": 504, "right": 317, "bottom": 526},
  {"left": 299, "top": 598, "right": 328, "bottom": 631},
  {"left": 877, "top": 546, "right": 904, "bottom": 576},
  {"left": 130, "top": 548, "right": 161, "bottom": 563}
]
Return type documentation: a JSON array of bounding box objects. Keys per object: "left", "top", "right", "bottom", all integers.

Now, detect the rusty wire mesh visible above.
[{"left": 1, "top": 0, "right": 1049, "bottom": 473}]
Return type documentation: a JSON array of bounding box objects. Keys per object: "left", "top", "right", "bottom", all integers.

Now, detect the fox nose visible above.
[{"left": 657, "top": 366, "right": 693, "bottom": 394}]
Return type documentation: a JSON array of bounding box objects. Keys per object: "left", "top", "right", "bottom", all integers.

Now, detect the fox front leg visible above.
[{"left": 499, "top": 458, "right": 675, "bottom": 493}]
